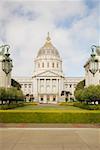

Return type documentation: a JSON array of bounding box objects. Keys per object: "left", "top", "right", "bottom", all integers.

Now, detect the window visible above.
[
  {"left": 29, "top": 84, "right": 31, "bottom": 88},
  {"left": 52, "top": 62, "right": 54, "bottom": 68},
  {"left": 25, "top": 84, "right": 27, "bottom": 88},
  {"left": 42, "top": 62, "right": 44, "bottom": 68},
  {"left": 47, "top": 62, "right": 49, "bottom": 68},
  {"left": 69, "top": 84, "right": 72, "bottom": 88}
]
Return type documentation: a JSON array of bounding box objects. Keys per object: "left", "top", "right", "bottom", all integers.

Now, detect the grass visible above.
[
  {"left": 13, "top": 104, "right": 83, "bottom": 110},
  {"left": 0, "top": 103, "right": 100, "bottom": 123}
]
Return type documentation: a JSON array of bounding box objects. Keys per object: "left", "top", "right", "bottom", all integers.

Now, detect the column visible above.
[
  {"left": 50, "top": 79, "right": 52, "bottom": 93},
  {"left": 59, "top": 79, "right": 61, "bottom": 93},
  {"left": 44, "top": 79, "right": 46, "bottom": 93},
  {"left": 44, "top": 79, "right": 47, "bottom": 103},
  {"left": 38, "top": 79, "right": 40, "bottom": 93},
  {"left": 57, "top": 79, "right": 59, "bottom": 102},
  {"left": 37, "top": 79, "right": 39, "bottom": 101}
]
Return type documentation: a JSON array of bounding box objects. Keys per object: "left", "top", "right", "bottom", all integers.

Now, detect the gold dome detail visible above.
[{"left": 37, "top": 33, "right": 60, "bottom": 58}]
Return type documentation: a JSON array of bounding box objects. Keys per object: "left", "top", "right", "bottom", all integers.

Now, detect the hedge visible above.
[
  {"left": 59, "top": 102, "right": 74, "bottom": 106},
  {"left": 0, "top": 87, "right": 24, "bottom": 103},
  {"left": 24, "top": 102, "right": 38, "bottom": 106},
  {"left": 0, "top": 110, "right": 100, "bottom": 123},
  {"left": 0, "top": 103, "right": 25, "bottom": 110},
  {"left": 0, "top": 102, "right": 38, "bottom": 110},
  {"left": 74, "top": 102, "right": 100, "bottom": 110}
]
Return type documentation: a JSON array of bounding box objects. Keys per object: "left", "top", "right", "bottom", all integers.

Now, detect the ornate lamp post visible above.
[
  {"left": 2, "top": 45, "right": 13, "bottom": 88},
  {"left": 89, "top": 45, "right": 99, "bottom": 76}
]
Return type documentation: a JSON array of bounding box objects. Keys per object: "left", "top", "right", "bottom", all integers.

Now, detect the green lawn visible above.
[
  {"left": 1, "top": 104, "right": 100, "bottom": 123},
  {"left": 13, "top": 104, "right": 83, "bottom": 110}
]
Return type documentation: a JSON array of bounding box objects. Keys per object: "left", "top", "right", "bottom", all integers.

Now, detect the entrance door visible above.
[
  {"left": 53, "top": 96, "right": 56, "bottom": 102},
  {"left": 47, "top": 95, "right": 50, "bottom": 102}
]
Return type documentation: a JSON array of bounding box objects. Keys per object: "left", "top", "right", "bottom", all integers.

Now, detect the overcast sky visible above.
[{"left": 0, "top": 0, "right": 99, "bottom": 77}]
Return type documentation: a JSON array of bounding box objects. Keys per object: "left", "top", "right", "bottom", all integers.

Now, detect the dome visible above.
[{"left": 37, "top": 33, "right": 60, "bottom": 58}]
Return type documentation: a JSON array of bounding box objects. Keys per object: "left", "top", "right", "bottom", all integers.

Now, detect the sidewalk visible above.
[
  {"left": 0, "top": 128, "right": 100, "bottom": 150},
  {"left": 0, "top": 123, "right": 100, "bottom": 128}
]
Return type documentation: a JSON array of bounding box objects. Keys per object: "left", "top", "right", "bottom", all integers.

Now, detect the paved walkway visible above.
[
  {"left": 0, "top": 128, "right": 100, "bottom": 150},
  {"left": 0, "top": 123, "right": 100, "bottom": 128}
]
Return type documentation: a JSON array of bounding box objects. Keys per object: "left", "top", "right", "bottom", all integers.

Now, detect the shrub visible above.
[
  {"left": 59, "top": 102, "right": 74, "bottom": 106},
  {"left": 0, "top": 103, "right": 25, "bottom": 110},
  {"left": 24, "top": 102, "right": 38, "bottom": 106},
  {"left": 0, "top": 102, "right": 38, "bottom": 110},
  {"left": 74, "top": 102, "right": 100, "bottom": 110},
  {"left": 0, "top": 110, "right": 100, "bottom": 123},
  {"left": 0, "top": 87, "right": 24, "bottom": 104},
  {"left": 75, "top": 85, "right": 100, "bottom": 104}
]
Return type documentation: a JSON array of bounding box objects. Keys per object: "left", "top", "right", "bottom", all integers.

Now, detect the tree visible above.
[
  {"left": 74, "top": 80, "right": 85, "bottom": 102},
  {"left": 75, "top": 80, "right": 85, "bottom": 92},
  {"left": 0, "top": 87, "right": 24, "bottom": 104},
  {"left": 75, "top": 85, "right": 100, "bottom": 104},
  {"left": 74, "top": 89, "right": 84, "bottom": 102},
  {"left": 0, "top": 88, "right": 6, "bottom": 104},
  {"left": 84, "top": 85, "right": 100, "bottom": 104},
  {"left": 11, "top": 79, "right": 21, "bottom": 90}
]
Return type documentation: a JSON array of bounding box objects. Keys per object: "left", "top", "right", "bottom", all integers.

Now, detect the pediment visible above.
[{"left": 33, "top": 70, "right": 64, "bottom": 77}]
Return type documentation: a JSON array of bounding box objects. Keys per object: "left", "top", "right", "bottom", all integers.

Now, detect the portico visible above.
[{"left": 33, "top": 72, "right": 64, "bottom": 103}]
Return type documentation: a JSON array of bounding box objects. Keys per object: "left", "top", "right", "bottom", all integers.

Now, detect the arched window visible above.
[
  {"left": 42, "top": 62, "right": 44, "bottom": 68},
  {"left": 52, "top": 62, "right": 54, "bottom": 68},
  {"left": 69, "top": 84, "right": 72, "bottom": 88}
]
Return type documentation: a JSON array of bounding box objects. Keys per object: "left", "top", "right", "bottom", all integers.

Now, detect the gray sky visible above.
[{"left": 0, "top": 0, "right": 99, "bottom": 77}]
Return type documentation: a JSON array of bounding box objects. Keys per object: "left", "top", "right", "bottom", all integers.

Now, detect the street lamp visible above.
[
  {"left": 1, "top": 45, "right": 13, "bottom": 88},
  {"left": 89, "top": 45, "right": 99, "bottom": 76}
]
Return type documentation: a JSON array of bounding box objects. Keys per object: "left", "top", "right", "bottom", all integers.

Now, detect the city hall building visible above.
[{"left": 14, "top": 33, "right": 84, "bottom": 103}]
